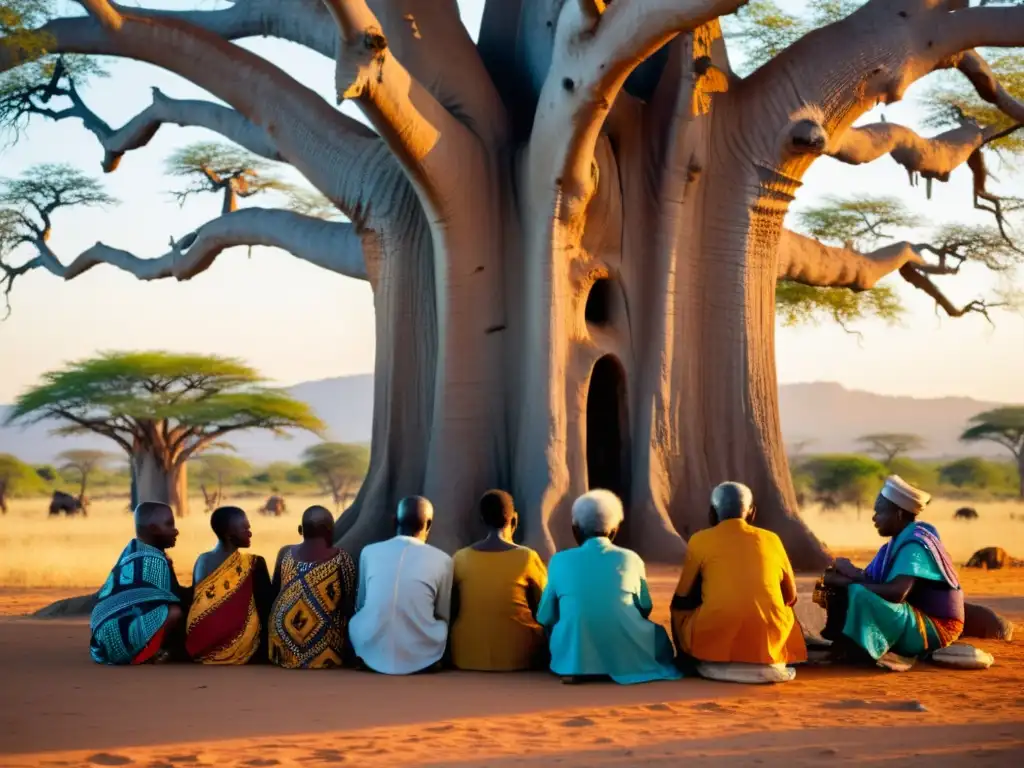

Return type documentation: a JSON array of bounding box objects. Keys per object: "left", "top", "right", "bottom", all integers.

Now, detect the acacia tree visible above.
[
  {"left": 166, "top": 141, "right": 295, "bottom": 214},
  {"left": 191, "top": 453, "right": 254, "bottom": 511},
  {"left": 56, "top": 448, "right": 112, "bottom": 501},
  {"left": 4, "top": 351, "right": 324, "bottom": 516},
  {"left": 302, "top": 442, "right": 371, "bottom": 510},
  {"left": 1, "top": 1, "right": 1024, "bottom": 567},
  {"left": 961, "top": 407, "right": 1024, "bottom": 497},
  {"left": 858, "top": 432, "right": 927, "bottom": 467}
]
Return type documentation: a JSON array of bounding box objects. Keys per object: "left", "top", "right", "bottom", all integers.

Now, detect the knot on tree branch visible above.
[{"left": 787, "top": 119, "right": 829, "bottom": 156}]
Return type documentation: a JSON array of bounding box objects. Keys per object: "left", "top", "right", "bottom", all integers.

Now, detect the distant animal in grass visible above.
[
  {"left": 965, "top": 547, "right": 1024, "bottom": 570},
  {"left": 953, "top": 507, "right": 979, "bottom": 521},
  {"left": 49, "top": 491, "right": 87, "bottom": 516},
  {"left": 259, "top": 495, "right": 286, "bottom": 516}
]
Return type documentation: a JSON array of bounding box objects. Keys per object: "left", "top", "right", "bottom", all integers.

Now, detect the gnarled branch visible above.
[
  {"left": 1, "top": 11, "right": 385, "bottom": 225},
  {"left": 3, "top": 209, "right": 368, "bottom": 308},
  {"left": 777, "top": 229, "right": 930, "bottom": 291}
]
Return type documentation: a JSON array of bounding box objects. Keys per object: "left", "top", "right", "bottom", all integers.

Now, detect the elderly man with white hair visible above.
[
  {"left": 670, "top": 482, "right": 806, "bottom": 683},
  {"left": 349, "top": 496, "right": 454, "bottom": 675},
  {"left": 535, "top": 489, "right": 680, "bottom": 684},
  {"left": 818, "top": 476, "right": 964, "bottom": 671}
]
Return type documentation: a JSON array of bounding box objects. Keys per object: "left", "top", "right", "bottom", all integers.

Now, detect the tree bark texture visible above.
[
  {"left": 7, "top": 0, "right": 1023, "bottom": 569},
  {"left": 132, "top": 448, "right": 189, "bottom": 519}
]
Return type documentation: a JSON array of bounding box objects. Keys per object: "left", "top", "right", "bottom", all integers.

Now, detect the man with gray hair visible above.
[
  {"left": 536, "top": 489, "right": 681, "bottom": 684},
  {"left": 349, "top": 496, "right": 454, "bottom": 674},
  {"left": 670, "top": 482, "right": 806, "bottom": 678}
]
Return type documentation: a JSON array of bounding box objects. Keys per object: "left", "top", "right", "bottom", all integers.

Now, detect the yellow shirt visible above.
[
  {"left": 450, "top": 546, "right": 547, "bottom": 671},
  {"left": 672, "top": 518, "right": 807, "bottom": 665}
]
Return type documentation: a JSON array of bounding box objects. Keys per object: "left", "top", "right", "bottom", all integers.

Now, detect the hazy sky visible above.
[{"left": 1, "top": 1, "right": 1021, "bottom": 403}]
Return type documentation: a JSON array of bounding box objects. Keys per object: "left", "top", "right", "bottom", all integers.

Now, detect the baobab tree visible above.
[
  {"left": 1, "top": 1, "right": 1023, "bottom": 568},
  {"left": 4, "top": 351, "right": 325, "bottom": 517}
]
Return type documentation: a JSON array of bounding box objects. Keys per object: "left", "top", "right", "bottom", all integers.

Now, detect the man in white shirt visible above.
[{"left": 349, "top": 496, "right": 454, "bottom": 674}]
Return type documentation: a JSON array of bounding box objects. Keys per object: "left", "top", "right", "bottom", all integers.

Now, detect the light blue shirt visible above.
[{"left": 537, "top": 537, "right": 681, "bottom": 684}]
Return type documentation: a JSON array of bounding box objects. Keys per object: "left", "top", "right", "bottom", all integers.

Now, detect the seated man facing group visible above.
[
  {"left": 186, "top": 506, "right": 273, "bottom": 665},
  {"left": 349, "top": 496, "right": 454, "bottom": 675},
  {"left": 537, "top": 490, "right": 680, "bottom": 685},
  {"left": 450, "top": 490, "right": 548, "bottom": 671},
  {"left": 671, "top": 482, "right": 806, "bottom": 677},
  {"left": 268, "top": 505, "right": 357, "bottom": 669},
  {"left": 818, "top": 476, "right": 964, "bottom": 670},
  {"left": 91, "top": 501, "right": 192, "bottom": 665}
]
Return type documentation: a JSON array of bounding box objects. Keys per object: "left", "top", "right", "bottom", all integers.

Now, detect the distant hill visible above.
[{"left": 0, "top": 377, "right": 1012, "bottom": 464}]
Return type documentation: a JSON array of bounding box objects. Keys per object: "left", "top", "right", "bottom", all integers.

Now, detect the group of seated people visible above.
[{"left": 89, "top": 475, "right": 965, "bottom": 682}]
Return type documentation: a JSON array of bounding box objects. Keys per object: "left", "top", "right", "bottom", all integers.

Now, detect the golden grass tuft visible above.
[{"left": 0, "top": 496, "right": 1021, "bottom": 589}]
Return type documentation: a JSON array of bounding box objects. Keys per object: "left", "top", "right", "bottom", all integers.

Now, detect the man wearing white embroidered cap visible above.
[{"left": 818, "top": 476, "right": 964, "bottom": 671}]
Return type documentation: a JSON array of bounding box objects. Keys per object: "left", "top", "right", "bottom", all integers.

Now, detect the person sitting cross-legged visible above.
[
  {"left": 817, "top": 476, "right": 964, "bottom": 671},
  {"left": 449, "top": 490, "right": 548, "bottom": 671},
  {"left": 670, "top": 482, "right": 807, "bottom": 683},
  {"left": 268, "top": 505, "right": 357, "bottom": 669},
  {"left": 90, "top": 501, "right": 193, "bottom": 665},
  {"left": 186, "top": 506, "right": 274, "bottom": 665},
  {"left": 349, "top": 496, "right": 454, "bottom": 675},
  {"left": 536, "top": 489, "right": 681, "bottom": 685}
]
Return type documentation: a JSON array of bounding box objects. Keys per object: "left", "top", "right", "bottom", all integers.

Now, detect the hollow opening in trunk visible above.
[
  {"left": 586, "top": 355, "right": 631, "bottom": 510},
  {"left": 585, "top": 277, "right": 613, "bottom": 326}
]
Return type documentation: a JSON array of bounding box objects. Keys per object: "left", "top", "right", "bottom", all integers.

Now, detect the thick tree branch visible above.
[
  {"left": 78, "top": 0, "right": 123, "bottom": 31},
  {"left": 98, "top": 88, "right": 283, "bottom": 171},
  {"left": 1, "top": 12, "right": 385, "bottom": 224},
  {"left": 777, "top": 229, "right": 932, "bottom": 290},
  {"left": 126, "top": 0, "right": 508, "bottom": 144},
  {"left": 826, "top": 121, "right": 988, "bottom": 183},
  {"left": 319, "top": 0, "right": 479, "bottom": 211},
  {"left": 940, "top": 4, "right": 1024, "bottom": 57},
  {"left": 956, "top": 50, "right": 1024, "bottom": 126},
  {"left": 4, "top": 210, "right": 368, "bottom": 303},
  {"left": 529, "top": 0, "right": 746, "bottom": 220}
]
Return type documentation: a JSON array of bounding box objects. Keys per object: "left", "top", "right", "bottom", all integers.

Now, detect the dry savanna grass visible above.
[
  {"left": 0, "top": 495, "right": 1021, "bottom": 590},
  {"left": 0, "top": 494, "right": 338, "bottom": 588}
]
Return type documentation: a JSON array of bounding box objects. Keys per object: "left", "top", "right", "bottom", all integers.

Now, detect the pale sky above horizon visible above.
[{"left": 1, "top": 1, "right": 1022, "bottom": 404}]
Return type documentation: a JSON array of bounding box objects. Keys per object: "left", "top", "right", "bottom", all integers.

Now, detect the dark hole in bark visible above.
[
  {"left": 586, "top": 355, "right": 631, "bottom": 518},
  {"left": 898, "top": 11, "right": 907, "bottom": 17},
  {"left": 562, "top": 77, "right": 575, "bottom": 92},
  {"left": 694, "top": 56, "right": 712, "bottom": 75},
  {"left": 585, "top": 278, "right": 613, "bottom": 325}
]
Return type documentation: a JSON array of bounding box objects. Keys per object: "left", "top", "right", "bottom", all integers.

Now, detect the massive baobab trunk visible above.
[
  {"left": 132, "top": 448, "right": 190, "bottom": 518},
  {"left": 5, "top": 1, "right": 1023, "bottom": 569}
]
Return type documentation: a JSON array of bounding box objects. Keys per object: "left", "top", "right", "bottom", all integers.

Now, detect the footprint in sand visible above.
[
  {"left": 425, "top": 724, "right": 455, "bottom": 733},
  {"left": 827, "top": 699, "right": 928, "bottom": 713},
  {"left": 645, "top": 703, "right": 673, "bottom": 712},
  {"left": 87, "top": 755, "right": 132, "bottom": 766},
  {"left": 694, "top": 702, "right": 729, "bottom": 713},
  {"left": 242, "top": 761, "right": 281, "bottom": 767},
  {"left": 165, "top": 756, "right": 202, "bottom": 765},
  {"left": 560, "top": 717, "right": 596, "bottom": 728}
]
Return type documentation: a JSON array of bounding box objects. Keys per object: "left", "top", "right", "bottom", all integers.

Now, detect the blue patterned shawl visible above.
[{"left": 90, "top": 540, "right": 180, "bottom": 664}]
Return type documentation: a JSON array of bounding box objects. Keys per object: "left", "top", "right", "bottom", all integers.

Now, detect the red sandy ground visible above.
[{"left": 0, "top": 567, "right": 1022, "bottom": 767}]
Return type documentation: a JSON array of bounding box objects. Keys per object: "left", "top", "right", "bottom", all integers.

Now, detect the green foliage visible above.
[
  {"left": 887, "top": 456, "right": 938, "bottom": 490},
  {"left": 190, "top": 454, "right": 253, "bottom": 486},
  {"left": 0, "top": 163, "right": 116, "bottom": 235},
  {"left": 775, "top": 281, "right": 903, "bottom": 329},
  {"left": 796, "top": 196, "right": 916, "bottom": 250},
  {"left": 0, "top": 451, "right": 46, "bottom": 497},
  {"left": 922, "top": 51, "right": 1024, "bottom": 156},
  {"left": 858, "top": 433, "right": 926, "bottom": 465},
  {"left": 801, "top": 454, "right": 888, "bottom": 509},
  {"left": 302, "top": 442, "right": 370, "bottom": 508},
  {"left": 939, "top": 457, "right": 1011, "bottom": 490},
  {"left": 6, "top": 351, "right": 325, "bottom": 463},
  {"left": 961, "top": 407, "right": 1024, "bottom": 455}
]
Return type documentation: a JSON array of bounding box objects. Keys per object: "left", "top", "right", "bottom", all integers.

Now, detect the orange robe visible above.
[{"left": 671, "top": 518, "right": 807, "bottom": 665}]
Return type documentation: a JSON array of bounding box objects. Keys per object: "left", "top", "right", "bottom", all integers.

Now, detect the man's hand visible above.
[
  {"left": 823, "top": 570, "right": 853, "bottom": 589},
  {"left": 832, "top": 557, "right": 863, "bottom": 580}
]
